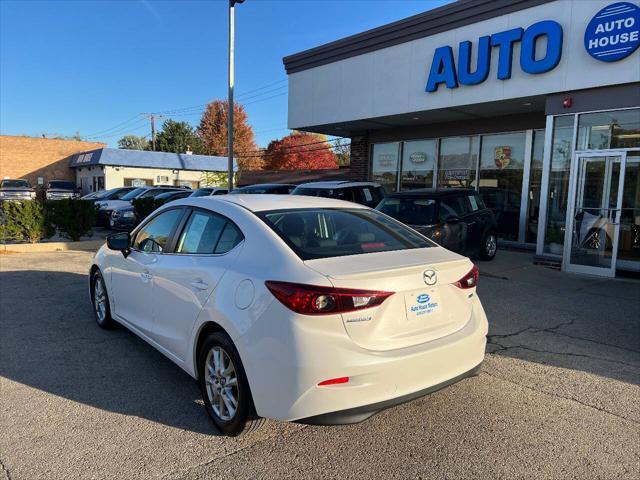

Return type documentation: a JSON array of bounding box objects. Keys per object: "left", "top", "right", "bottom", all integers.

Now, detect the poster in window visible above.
[{"left": 494, "top": 146, "right": 512, "bottom": 169}]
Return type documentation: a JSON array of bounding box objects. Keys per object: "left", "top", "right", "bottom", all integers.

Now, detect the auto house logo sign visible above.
[{"left": 584, "top": 2, "right": 640, "bottom": 62}]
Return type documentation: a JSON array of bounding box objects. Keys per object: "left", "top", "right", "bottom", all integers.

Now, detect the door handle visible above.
[
  {"left": 140, "top": 271, "right": 152, "bottom": 281},
  {"left": 190, "top": 280, "right": 209, "bottom": 290}
]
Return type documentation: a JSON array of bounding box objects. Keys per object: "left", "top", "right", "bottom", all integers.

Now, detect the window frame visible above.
[
  {"left": 171, "top": 206, "right": 245, "bottom": 257},
  {"left": 130, "top": 206, "right": 189, "bottom": 254}
]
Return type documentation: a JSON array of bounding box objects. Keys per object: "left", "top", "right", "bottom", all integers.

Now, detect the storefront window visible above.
[
  {"left": 371, "top": 142, "right": 400, "bottom": 193},
  {"left": 437, "top": 136, "right": 478, "bottom": 188},
  {"left": 400, "top": 140, "right": 437, "bottom": 190},
  {"left": 618, "top": 151, "right": 640, "bottom": 268},
  {"left": 577, "top": 108, "right": 640, "bottom": 150},
  {"left": 477, "top": 132, "right": 526, "bottom": 241},
  {"left": 526, "top": 130, "right": 544, "bottom": 244},
  {"left": 544, "top": 115, "right": 575, "bottom": 255}
]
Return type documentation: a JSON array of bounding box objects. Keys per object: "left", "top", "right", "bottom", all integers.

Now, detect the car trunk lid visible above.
[{"left": 304, "top": 247, "right": 474, "bottom": 351}]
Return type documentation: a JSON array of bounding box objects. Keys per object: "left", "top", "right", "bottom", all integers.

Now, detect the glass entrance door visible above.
[{"left": 564, "top": 153, "right": 626, "bottom": 277}]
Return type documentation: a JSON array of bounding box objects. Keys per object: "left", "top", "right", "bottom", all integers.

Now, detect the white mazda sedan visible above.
[{"left": 90, "top": 194, "right": 488, "bottom": 436}]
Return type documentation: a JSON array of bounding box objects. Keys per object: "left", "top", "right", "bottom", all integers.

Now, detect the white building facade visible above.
[
  {"left": 70, "top": 148, "right": 235, "bottom": 193},
  {"left": 285, "top": 0, "right": 640, "bottom": 277}
]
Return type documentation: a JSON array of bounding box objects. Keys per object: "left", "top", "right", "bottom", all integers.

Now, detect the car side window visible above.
[
  {"left": 456, "top": 196, "right": 474, "bottom": 216},
  {"left": 215, "top": 222, "right": 243, "bottom": 254},
  {"left": 438, "top": 198, "right": 464, "bottom": 222},
  {"left": 175, "top": 210, "right": 244, "bottom": 255},
  {"left": 133, "top": 209, "right": 184, "bottom": 253},
  {"left": 361, "top": 187, "right": 374, "bottom": 204},
  {"left": 176, "top": 211, "right": 227, "bottom": 254}
]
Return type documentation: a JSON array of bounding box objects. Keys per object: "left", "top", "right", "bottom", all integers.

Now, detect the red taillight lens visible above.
[
  {"left": 265, "top": 281, "right": 393, "bottom": 315},
  {"left": 454, "top": 265, "right": 479, "bottom": 289}
]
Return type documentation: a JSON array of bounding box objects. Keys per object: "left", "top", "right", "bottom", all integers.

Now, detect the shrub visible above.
[
  {"left": 132, "top": 197, "right": 166, "bottom": 224},
  {"left": 0, "top": 200, "right": 51, "bottom": 243},
  {"left": 46, "top": 199, "right": 95, "bottom": 241}
]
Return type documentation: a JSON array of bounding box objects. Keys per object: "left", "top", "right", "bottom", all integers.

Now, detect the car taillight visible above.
[
  {"left": 265, "top": 281, "right": 393, "bottom": 315},
  {"left": 454, "top": 265, "right": 479, "bottom": 289}
]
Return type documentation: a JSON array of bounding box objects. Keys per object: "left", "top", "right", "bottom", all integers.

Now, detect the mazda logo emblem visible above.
[{"left": 423, "top": 269, "right": 437, "bottom": 286}]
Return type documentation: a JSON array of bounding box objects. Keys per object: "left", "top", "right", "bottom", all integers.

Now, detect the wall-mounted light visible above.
[{"left": 563, "top": 97, "right": 573, "bottom": 108}]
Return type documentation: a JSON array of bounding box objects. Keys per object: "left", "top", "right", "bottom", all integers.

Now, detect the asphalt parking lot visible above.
[{"left": 1, "top": 250, "right": 639, "bottom": 479}]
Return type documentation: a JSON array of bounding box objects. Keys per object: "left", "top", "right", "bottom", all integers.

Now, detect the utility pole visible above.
[
  {"left": 140, "top": 113, "right": 164, "bottom": 151},
  {"left": 228, "top": 0, "right": 244, "bottom": 192},
  {"left": 151, "top": 114, "right": 156, "bottom": 151}
]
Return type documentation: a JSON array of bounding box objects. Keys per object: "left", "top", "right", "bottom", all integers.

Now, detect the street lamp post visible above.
[{"left": 228, "top": 0, "right": 244, "bottom": 192}]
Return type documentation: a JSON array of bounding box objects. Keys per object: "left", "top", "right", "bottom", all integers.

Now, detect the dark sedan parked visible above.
[
  {"left": 231, "top": 183, "right": 296, "bottom": 194},
  {"left": 376, "top": 188, "right": 498, "bottom": 260}
]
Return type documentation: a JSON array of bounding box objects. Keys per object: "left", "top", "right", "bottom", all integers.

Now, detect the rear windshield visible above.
[
  {"left": 258, "top": 208, "right": 432, "bottom": 260},
  {"left": 190, "top": 188, "right": 212, "bottom": 197},
  {"left": 377, "top": 197, "right": 437, "bottom": 226},
  {"left": 1, "top": 180, "right": 31, "bottom": 189},
  {"left": 120, "top": 188, "right": 147, "bottom": 200}
]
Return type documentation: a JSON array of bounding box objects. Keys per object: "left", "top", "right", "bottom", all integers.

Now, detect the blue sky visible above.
[{"left": 1, "top": 0, "right": 450, "bottom": 148}]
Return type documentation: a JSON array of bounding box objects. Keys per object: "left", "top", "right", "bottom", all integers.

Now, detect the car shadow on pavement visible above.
[
  {"left": 478, "top": 262, "right": 640, "bottom": 386},
  {"left": 0, "top": 270, "right": 221, "bottom": 435}
]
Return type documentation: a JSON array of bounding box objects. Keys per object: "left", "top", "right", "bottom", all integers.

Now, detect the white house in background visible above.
[{"left": 69, "top": 148, "right": 237, "bottom": 193}]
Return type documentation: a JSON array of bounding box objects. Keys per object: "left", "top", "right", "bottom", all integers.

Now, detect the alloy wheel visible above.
[
  {"left": 486, "top": 234, "right": 497, "bottom": 257},
  {"left": 94, "top": 277, "right": 107, "bottom": 323},
  {"left": 204, "top": 347, "right": 239, "bottom": 421}
]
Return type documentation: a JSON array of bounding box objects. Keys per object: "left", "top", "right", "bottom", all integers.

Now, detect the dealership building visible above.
[{"left": 284, "top": 0, "right": 640, "bottom": 277}]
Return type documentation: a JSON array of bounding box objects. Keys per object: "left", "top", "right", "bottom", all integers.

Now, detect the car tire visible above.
[
  {"left": 91, "top": 270, "right": 116, "bottom": 329},
  {"left": 479, "top": 231, "right": 498, "bottom": 261},
  {"left": 198, "top": 331, "right": 261, "bottom": 436}
]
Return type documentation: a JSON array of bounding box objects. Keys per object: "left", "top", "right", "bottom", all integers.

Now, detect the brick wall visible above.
[
  {"left": 348, "top": 133, "right": 369, "bottom": 181},
  {"left": 0, "top": 136, "right": 105, "bottom": 186}
]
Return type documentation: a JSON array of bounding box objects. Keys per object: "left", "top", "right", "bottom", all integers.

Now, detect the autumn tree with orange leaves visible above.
[
  {"left": 197, "top": 100, "right": 263, "bottom": 170},
  {"left": 263, "top": 132, "right": 338, "bottom": 170}
]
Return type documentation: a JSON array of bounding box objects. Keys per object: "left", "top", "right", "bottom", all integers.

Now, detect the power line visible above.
[
  {"left": 81, "top": 114, "right": 144, "bottom": 138},
  {"left": 154, "top": 80, "right": 287, "bottom": 116},
  {"left": 77, "top": 78, "right": 288, "bottom": 140},
  {"left": 236, "top": 142, "right": 350, "bottom": 159}
]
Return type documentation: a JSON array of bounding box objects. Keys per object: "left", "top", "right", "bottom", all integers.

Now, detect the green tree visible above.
[
  {"left": 334, "top": 140, "right": 350, "bottom": 167},
  {"left": 155, "top": 120, "right": 203, "bottom": 154},
  {"left": 118, "top": 135, "right": 150, "bottom": 150}
]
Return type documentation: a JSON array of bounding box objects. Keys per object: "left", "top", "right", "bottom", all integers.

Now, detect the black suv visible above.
[
  {"left": 291, "top": 181, "right": 385, "bottom": 208},
  {"left": 376, "top": 188, "right": 498, "bottom": 260}
]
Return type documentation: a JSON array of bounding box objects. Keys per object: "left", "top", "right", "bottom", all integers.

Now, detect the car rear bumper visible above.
[
  {"left": 296, "top": 361, "right": 482, "bottom": 425},
  {"left": 241, "top": 293, "right": 488, "bottom": 422}
]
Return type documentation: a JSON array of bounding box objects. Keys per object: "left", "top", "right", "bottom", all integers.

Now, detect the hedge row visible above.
[{"left": 0, "top": 199, "right": 96, "bottom": 243}]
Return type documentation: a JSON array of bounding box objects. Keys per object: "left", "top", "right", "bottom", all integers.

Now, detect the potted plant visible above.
[{"left": 547, "top": 225, "right": 565, "bottom": 255}]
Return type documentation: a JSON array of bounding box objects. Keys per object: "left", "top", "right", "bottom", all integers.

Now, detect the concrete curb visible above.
[{"left": 0, "top": 239, "right": 104, "bottom": 253}]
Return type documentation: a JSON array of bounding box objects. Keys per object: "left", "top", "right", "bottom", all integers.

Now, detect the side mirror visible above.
[
  {"left": 445, "top": 215, "right": 460, "bottom": 224},
  {"left": 106, "top": 232, "right": 130, "bottom": 257}
]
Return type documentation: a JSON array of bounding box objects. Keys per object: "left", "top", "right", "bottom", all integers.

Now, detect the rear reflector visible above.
[
  {"left": 265, "top": 281, "right": 394, "bottom": 315},
  {"left": 454, "top": 264, "right": 479, "bottom": 289},
  {"left": 318, "top": 377, "right": 349, "bottom": 386}
]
